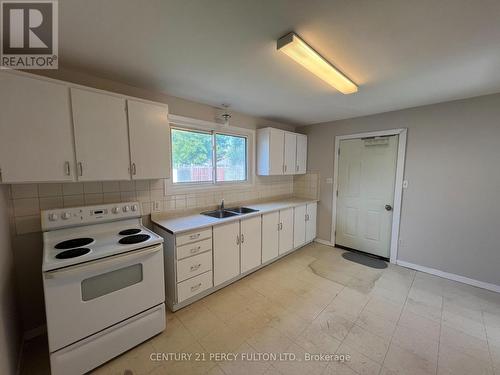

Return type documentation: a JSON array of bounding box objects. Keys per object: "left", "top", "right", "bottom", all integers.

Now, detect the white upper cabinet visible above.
[
  {"left": 283, "top": 133, "right": 297, "bottom": 175},
  {"left": 257, "top": 127, "right": 284, "bottom": 175},
  {"left": 71, "top": 88, "right": 131, "bottom": 181},
  {"left": 127, "top": 100, "right": 170, "bottom": 180},
  {"left": 296, "top": 134, "right": 307, "bottom": 174},
  {"left": 0, "top": 73, "right": 75, "bottom": 183},
  {"left": 257, "top": 127, "right": 307, "bottom": 176}
]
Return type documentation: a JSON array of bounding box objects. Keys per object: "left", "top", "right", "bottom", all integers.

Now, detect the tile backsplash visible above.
[
  {"left": 293, "top": 172, "right": 320, "bottom": 200},
  {"left": 8, "top": 176, "right": 298, "bottom": 235}
]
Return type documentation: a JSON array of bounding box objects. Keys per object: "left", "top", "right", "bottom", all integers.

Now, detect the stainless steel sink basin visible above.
[
  {"left": 201, "top": 209, "right": 239, "bottom": 219},
  {"left": 226, "top": 207, "right": 259, "bottom": 214}
]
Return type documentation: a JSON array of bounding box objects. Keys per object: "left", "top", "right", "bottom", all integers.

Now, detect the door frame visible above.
[{"left": 331, "top": 128, "right": 407, "bottom": 264}]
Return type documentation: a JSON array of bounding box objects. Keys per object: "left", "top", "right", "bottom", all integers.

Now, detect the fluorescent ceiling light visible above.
[{"left": 277, "top": 32, "right": 358, "bottom": 94}]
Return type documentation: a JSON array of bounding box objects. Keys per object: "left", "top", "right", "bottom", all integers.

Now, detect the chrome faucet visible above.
[{"left": 220, "top": 199, "right": 225, "bottom": 211}]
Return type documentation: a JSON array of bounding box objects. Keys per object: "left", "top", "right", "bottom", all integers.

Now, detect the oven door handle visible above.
[{"left": 44, "top": 245, "right": 162, "bottom": 279}]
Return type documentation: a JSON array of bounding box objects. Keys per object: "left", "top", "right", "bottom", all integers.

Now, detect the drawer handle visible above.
[
  {"left": 64, "top": 161, "right": 71, "bottom": 176},
  {"left": 190, "top": 263, "right": 202, "bottom": 271},
  {"left": 191, "top": 283, "right": 202, "bottom": 292},
  {"left": 189, "top": 233, "right": 201, "bottom": 240},
  {"left": 190, "top": 246, "right": 201, "bottom": 254}
]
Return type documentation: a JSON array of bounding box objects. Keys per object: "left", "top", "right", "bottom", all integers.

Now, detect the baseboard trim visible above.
[
  {"left": 396, "top": 260, "right": 500, "bottom": 293},
  {"left": 314, "top": 238, "right": 335, "bottom": 247}
]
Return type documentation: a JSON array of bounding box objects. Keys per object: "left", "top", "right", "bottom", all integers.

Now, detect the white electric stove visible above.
[{"left": 41, "top": 202, "right": 166, "bottom": 375}]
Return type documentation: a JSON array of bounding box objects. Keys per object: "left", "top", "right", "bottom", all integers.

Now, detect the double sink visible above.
[{"left": 201, "top": 206, "right": 259, "bottom": 219}]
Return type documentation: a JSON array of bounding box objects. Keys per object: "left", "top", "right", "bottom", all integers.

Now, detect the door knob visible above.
[{"left": 385, "top": 205, "right": 393, "bottom": 211}]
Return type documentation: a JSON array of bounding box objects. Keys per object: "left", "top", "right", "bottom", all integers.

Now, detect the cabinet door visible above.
[
  {"left": 269, "top": 128, "right": 285, "bottom": 175},
  {"left": 71, "top": 88, "right": 130, "bottom": 181},
  {"left": 213, "top": 222, "right": 240, "bottom": 286},
  {"left": 262, "top": 212, "right": 279, "bottom": 263},
  {"left": 0, "top": 73, "right": 75, "bottom": 183},
  {"left": 296, "top": 134, "right": 307, "bottom": 174},
  {"left": 283, "top": 133, "right": 297, "bottom": 175},
  {"left": 306, "top": 203, "right": 317, "bottom": 242},
  {"left": 279, "top": 208, "right": 294, "bottom": 254},
  {"left": 240, "top": 216, "right": 262, "bottom": 273},
  {"left": 293, "top": 205, "right": 306, "bottom": 248},
  {"left": 128, "top": 100, "right": 170, "bottom": 180}
]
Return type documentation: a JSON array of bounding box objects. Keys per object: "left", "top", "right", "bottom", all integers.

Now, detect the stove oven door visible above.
[{"left": 43, "top": 244, "right": 165, "bottom": 352}]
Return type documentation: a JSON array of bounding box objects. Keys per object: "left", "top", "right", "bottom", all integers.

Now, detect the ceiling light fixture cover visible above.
[{"left": 277, "top": 32, "right": 358, "bottom": 94}]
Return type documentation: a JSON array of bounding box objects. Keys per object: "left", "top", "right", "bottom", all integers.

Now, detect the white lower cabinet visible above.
[
  {"left": 262, "top": 212, "right": 280, "bottom": 263},
  {"left": 306, "top": 203, "right": 317, "bottom": 242},
  {"left": 278, "top": 208, "right": 294, "bottom": 255},
  {"left": 293, "top": 205, "right": 307, "bottom": 248},
  {"left": 153, "top": 200, "right": 317, "bottom": 311},
  {"left": 213, "top": 221, "right": 240, "bottom": 286},
  {"left": 240, "top": 216, "right": 262, "bottom": 273}
]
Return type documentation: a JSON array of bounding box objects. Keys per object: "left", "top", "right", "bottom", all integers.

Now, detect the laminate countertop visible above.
[{"left": 151, "top": 198, "right": 318, "bottom": 234}]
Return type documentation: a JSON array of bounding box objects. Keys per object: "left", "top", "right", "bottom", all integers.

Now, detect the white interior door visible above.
[
  {"left": 0, "top": 73, "right": 75, "bottom": 183},
  {"left": 127, "top": 100, "right": 170, "bottom": 180},
  {"left": 262, "top": 212, "right": 279, "bottom": 263},
  {"left": 240, "top": 216, "right": 262, "bottom": 273},
  {"left": 213, "top": 221, "right": 240, "bottom": 286},
  {"left": 283, "top": 133, "right": 297, "bottom": 175},
  {"left": 335, "top": 136, "right": 398, "bottom": 258},
  {"left": 71, "top": 88, "right": 130, "bottom": 181}
]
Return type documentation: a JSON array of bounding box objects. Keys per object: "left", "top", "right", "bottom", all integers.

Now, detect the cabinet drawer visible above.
[
  {"left": 176, "top": 228, "right": 212, "bottom": 247},
  {"left": 176, "top": 251, "right": 212, "bottom": 282},
  {"left": 177, "top": 271, "right": 213, "bottom": 303},
  {"left": 177, "top": 238, "right": 212, "bottom": 260}
]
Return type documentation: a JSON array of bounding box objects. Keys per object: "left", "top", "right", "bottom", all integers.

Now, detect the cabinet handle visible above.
[
  {"left": 236, "top": 235, "right": 240, "bottom": 245},
  {"left": 189, "top": 233, "right": 200, "bottom": 240},
  {"left": 284, "top": 165, "right": 287, "bottom": 173},
  {"left": 190, "top": 263, "right": 201, "bottom": 271},
  {"left": 305, "top": 214, "right": 309, "bottom": 221},
  {"left": 191, "top": 283, "right": 202, "bottom": 292},
  {"left": 190, "top": 246, "right": 201, "bottom": 254},
  {"left": 241, "top": 234, "right": 245, "bottom": 243},
  {"left": 64, "top": 161, "right": 71, "bottom": 176},
  {"left": 296, "top": 165, "right": 299, "bottom": 172},
  {"left": 77, "top": 162, "right": 83, "bottom": 177},
  {"left": 131, "top": 163, "right": 137, "bottom": 175}
]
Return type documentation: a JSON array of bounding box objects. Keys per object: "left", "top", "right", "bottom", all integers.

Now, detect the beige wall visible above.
[
  {"left": 9, "top": 68, "right": 297, "bottom": 332},
  {"left": 300, "top": 93, "right": 500, "bottom": 286},
  {"left": 0, "top": 185, "right": 20, "bottom": 375}
]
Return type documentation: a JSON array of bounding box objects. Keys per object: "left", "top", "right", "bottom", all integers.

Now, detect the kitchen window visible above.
[{"left": 171, "top": 127, "right": 248, "bottom": 184}]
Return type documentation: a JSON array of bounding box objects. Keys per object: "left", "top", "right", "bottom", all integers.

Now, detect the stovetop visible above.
[{"left": 41, "top": 202, "right": 163, "bottom": 272}]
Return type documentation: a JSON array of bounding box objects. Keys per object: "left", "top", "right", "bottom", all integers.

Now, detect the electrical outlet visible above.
[{"left": 152, "top": 201, "right": 161, "bottom": 212}]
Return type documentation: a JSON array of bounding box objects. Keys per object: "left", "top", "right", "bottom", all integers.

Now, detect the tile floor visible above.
[{"left": 21, "top": 243, "right": 500, "bottom": 375}]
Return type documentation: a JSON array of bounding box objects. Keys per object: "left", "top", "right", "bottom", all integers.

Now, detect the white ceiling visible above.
[{"left": 59, "top": 0, "right": 500, "bottom": 125}]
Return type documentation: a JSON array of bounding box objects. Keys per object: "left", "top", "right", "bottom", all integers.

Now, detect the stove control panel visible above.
[{"left": 41, "top": 202, "right": 142, "bottom": 231}]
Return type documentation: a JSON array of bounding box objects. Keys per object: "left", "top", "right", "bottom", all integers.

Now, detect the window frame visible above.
[{"left": 167, "top": 115, "right": 255, "bottom": 193}]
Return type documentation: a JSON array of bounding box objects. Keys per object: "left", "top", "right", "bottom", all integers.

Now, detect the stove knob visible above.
[
  {"left": 123, "top": 205, "right": 130, "bottom": 212},
  {"left": 112, "top": 207, "right": 120, "bottom": 214},
  {"left": 62, "top": 212, "right": 71, "bottom": 220},
  {"left": 131, "top": 204, "right": 138, "bottom": 212},
  {"left": 48, "top": 213, "right": 58, "bottom": 221}
]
